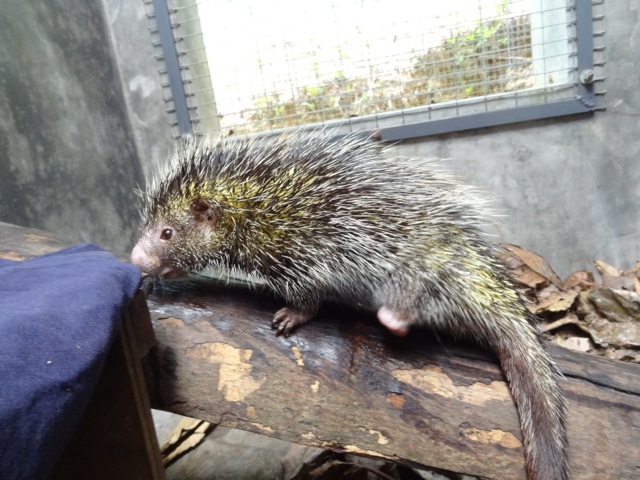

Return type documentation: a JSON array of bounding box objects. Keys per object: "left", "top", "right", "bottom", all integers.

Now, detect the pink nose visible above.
[
  {"left": 130, "top": 242, "right": 184, "bottom": 278},
  {"left": 130, "top": 243, "right": 148, "bottom": 269},
  {"left": 130, "top": 242, "right": 162, "bottom": 275}
]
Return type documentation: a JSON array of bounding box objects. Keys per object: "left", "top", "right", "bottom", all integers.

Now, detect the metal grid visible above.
[
  {"left": 145, "top": 0, "right": 220, "bottom": 136},
  {"left": 147, "top": 0, "right": 603, "bottom": 139}
]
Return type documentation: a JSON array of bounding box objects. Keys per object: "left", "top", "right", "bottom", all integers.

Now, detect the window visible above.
[{"left": 146, "top": 0, "right": 603, "bottom": 140}]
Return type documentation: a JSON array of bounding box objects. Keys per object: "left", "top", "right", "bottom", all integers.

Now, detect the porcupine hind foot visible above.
[
  {"left": 377, "top": 306, "right": 411, "bottom": 337},
  {"left": 272, "top": 307, "right": 314, "bottom": 337}
]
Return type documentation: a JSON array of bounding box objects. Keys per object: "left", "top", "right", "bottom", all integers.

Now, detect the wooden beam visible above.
[
  {"left": 143, "top": 277, "right": 640, "bottom": 480},
  {"left": 50, "top": 294, "right": 166, "bottom": 480}
]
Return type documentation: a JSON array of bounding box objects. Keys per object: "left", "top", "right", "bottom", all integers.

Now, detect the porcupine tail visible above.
[
  {"left": 493, "top": 310, "right": 568, "bottom": 480},
  {"left": 432, "top": 239, "right": 569, "bottom": 479}
]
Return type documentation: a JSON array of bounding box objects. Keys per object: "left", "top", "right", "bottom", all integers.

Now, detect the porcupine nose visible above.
[
  {"left": 131, "top": 242, "right": 184, "bottom": 278},
  {"left": 131, "top": 242, "right": 167, "bottom": 277},
  {"left": 130, "top": 243, "right": 151, "bottom": 271}
]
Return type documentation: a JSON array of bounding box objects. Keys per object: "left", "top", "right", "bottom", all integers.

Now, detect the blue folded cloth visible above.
[{"left": 0, "top": 244, "right": 141, "bottom": 480}]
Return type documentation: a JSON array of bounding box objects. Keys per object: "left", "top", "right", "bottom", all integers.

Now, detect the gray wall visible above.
[
  {"left": 1, "top": 1, "right": 637, "bottom": 278},
  {"left": 101, "top": 0, "right": 176, "bottom": 183},
  {"left": 394, "top": 1, "right": 639, "bottom": 279},
  {"left": 0, "top": 0, "right": 172, "bottom": 254}
]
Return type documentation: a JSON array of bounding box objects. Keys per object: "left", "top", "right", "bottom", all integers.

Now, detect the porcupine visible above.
[{"left": 131, "top": 132, "right": 568, "bottom": 480}]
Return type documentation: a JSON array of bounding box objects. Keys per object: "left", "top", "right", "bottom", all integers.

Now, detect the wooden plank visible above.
[
  {"left": 50, "top": 298, "right": 166, "bottom": 480},
  {"left": 118, "top": 292, "right": 167, "bottom": 479},
  {"left": 143, "top": 278, "right": 640, "bottom": 480}
]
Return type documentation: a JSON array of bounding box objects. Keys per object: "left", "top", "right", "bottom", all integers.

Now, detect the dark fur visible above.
[{"left": 132, "top": 133, "right": 568, "bottom": 479}]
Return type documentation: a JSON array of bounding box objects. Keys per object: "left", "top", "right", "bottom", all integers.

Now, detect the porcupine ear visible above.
[{"left": 190, "top": 196, "right": 218, "bottom": 225}]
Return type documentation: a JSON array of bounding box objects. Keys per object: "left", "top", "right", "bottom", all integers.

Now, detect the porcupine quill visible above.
[{"left": 131, "top": 132, "right": 568, "bottom": 480}]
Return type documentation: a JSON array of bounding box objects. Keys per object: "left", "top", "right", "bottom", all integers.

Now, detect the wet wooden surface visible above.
[
  {"left": 2, "top": 221, "right": 640, "bottom": 479},
  {"left": 143, "top": 282, "right": 640, "bottom": 480}
]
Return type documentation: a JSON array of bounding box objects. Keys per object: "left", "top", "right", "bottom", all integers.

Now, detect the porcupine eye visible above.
[{"left": 160, "top": 228, "right": 173, "bottom": 241}]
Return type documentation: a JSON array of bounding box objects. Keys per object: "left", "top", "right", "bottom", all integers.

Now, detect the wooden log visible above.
[
  {"left": 0, "top": 221, "right": 72, "bottom": 259},
  {"left": 3, "top": 221, "right": 639, "bottom": 479},
  {"left": 142, "top": 277, "right": 640, "bottom": 480}
]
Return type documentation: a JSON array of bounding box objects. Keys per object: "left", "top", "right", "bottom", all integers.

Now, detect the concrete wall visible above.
[
  {"left": 101, "top": 0, "right": 176, "bottom": 182},
  {"left": 0, "top": 0, "right": 172, "bottom": 254}
]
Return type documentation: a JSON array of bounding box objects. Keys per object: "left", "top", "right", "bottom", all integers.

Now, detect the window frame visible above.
[
  {"left": 376, "top": 0, "right": 597, "bottom": 141},
  {"left": 150, "top": 0, "right": 598, "bottom": 140}
]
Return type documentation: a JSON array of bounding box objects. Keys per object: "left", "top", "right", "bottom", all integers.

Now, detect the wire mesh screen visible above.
[
  {"left": 144, "top": 0, "right": 221, "bottom": 135},
  {"left": 151, "top": 0, "right": 587, "bottom": 137}
]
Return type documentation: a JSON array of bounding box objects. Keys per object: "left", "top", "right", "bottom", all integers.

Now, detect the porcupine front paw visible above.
[{"left": 272, "top": 307, "right": 313, "bottom": 337}]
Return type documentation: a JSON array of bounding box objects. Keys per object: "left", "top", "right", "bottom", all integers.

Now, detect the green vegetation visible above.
[{"left": 238, "top": 14, "right": 532, "bottom": 134}]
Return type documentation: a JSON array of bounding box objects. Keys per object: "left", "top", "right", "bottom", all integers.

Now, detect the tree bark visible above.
[{"left": 143, "top": 276, "right": 640, "bottom": 480}]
